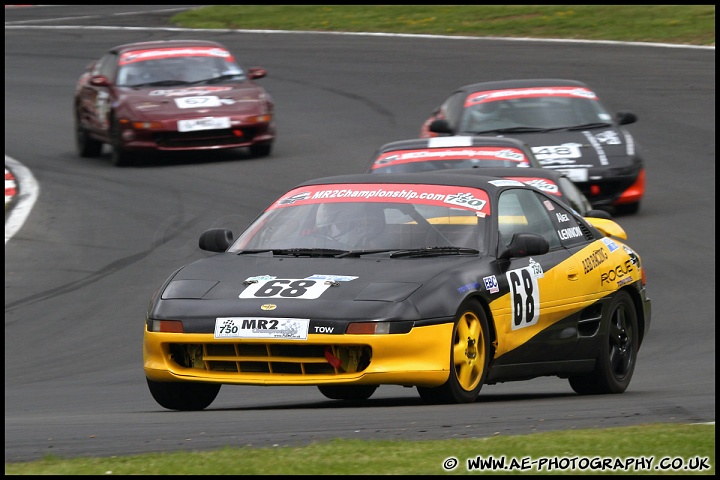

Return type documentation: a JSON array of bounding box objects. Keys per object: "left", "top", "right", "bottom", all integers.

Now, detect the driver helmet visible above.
[
  {"left": 316, "top": 203, "right": 386, "bottom": 245},
  {"left": 119, "top": 64, "right": 144, "bottom": 85},
  {"left": 472, "top": 101, "right": 501, "bottom": 119}
]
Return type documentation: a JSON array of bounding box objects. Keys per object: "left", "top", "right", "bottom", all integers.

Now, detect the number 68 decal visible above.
[
  {"left": 239, "top": 279, "right": 331, "bottom": 299},
  {"left": 506, "top": 266, "right": 540, "bottom": 330}
]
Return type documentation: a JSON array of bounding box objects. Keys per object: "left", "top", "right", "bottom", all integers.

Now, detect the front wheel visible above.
[
  {"left": 569, "top": 290, "right": 639, "bottom": 395},
  {"left": 110, "top": 117, "right": 132, "bottom": 167},
  {"left": 317, "top": 385, "right": 378, "bottom": 401},
  {"left": 146, "top": 378, "right": 221, "bottom": 411},
  {"left": 417, "top": 298, "right": 490, "bottom": 404}
]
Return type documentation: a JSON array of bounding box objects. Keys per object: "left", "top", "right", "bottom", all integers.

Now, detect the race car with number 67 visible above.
[
  {"left": 143, "top": 172, "right": 651, "bottom": 410},
  {"left": 74, "top": 39, "right": 275, "bottom": 166}
]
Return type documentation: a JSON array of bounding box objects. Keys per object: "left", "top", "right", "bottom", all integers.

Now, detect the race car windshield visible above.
[
  {"left": 230, "top": 190, "right": 490, "bottom": 254},
  {"left": 459, "top": 91, "right": 613, "bottom": 132},
  {"left": 117, "top": 55, "right": 245, "bottom": 87}
]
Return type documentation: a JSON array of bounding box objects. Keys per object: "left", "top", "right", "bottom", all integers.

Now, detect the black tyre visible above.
[
  {"left": 569, "top": 290, "right": 639, "bottom": 395},
  {"left": 75, "top": 110, "right": 103, "bottom": 157},
  {"left": 110, "top": 117, "right": 132, "bottom": 167},
  {"left": 317, "top": 385, "right": 378, "bottom": 401},
  {"left": 146, "top": 378, "right": 221, "bottom": 411},
  {"left": 417, "top": 298, "right": 490, "bottom": 404},
  {"left": 249, "top": 143, "right": 272, "bottom": 157}
]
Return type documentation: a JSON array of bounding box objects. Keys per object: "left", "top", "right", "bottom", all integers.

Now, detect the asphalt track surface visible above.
[{"left": 4, "top": 5, "right": 715, "bottom": 463}]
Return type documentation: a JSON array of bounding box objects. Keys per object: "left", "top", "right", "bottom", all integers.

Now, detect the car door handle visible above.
[{"left": 566, "top": 266, "right": 579, "bottom": 281}]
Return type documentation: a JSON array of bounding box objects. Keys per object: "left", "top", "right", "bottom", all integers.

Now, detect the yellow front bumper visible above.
[{"left": 143, "top": 322, "right": 454, "bottom": 387}]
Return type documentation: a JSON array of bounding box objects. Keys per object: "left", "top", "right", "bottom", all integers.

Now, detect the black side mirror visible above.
[
  {"left": 616, "top": 111, "right": 637, "bottom": 125},
  {"left": 429, "top": 118, "right": 453, "bottom": 134},
  {"left": 498, "top": 232, "right": 549, "bottom": 260},
  {"left": 199, "top": 229, "right": 233, "bottom": 252}
]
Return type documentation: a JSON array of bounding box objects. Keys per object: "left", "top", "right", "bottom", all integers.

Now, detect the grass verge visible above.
[
  {"left": 5, "top": 423, "right": 715, "bottom": 475},
  {"left": 171, "top": 5, "right": 715, "bottom": 46}
]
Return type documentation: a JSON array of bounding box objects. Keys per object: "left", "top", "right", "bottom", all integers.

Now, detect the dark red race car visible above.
[
  {"left": 74, "top": 39, "right": 276, "bottom": 166},
  {"left": 420, "top": 79, "right": 646, "bottom": 214}
]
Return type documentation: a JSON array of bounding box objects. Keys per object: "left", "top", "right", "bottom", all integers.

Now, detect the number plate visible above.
[
  {"left": 214, "top": 317, "right": 310, "bottom": 339},
  {"left": 177, "top": 116, "right": 230, "bottom": 132}
]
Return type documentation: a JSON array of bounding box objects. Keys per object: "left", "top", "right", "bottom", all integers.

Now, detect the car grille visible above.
[
  {"left": 155, "top": 128, "right": 258, "bottom": 148},
  {"left": 169, "top": 342, "right": 372, "bottom": 376}
]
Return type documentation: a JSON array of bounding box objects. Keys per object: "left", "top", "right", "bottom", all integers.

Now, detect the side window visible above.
[
  {"left": 441, "top": 92, "right": 465, "bottom": 131},
  {"left": 498, "top": 189, "right": 562, "bottom": 250},
  {"left": 96, "top": 53, "right": 119, "bottom": 80},
  {"left": 498, "top": 191, "right": 526, "bottom": 247}
]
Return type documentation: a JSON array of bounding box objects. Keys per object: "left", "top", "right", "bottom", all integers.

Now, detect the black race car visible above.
[
  {"left": 144, "top": 172, "right": 651, "bottom": 410},
  {"left": 420, "top": 79, "right": 646, "bottom": 214}
]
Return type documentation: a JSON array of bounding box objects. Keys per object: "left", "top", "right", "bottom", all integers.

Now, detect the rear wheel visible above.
[
  {"left": 146, "top": 378, "right": 221, "bottom": 411},
  {"left": 417, "top": 298, "right": 490, "bottom": 404},
  {"left": 75, "top": 110, "right": 103, "bottom": 157},
  {"left": 569, "top": 290, "right": 638, "bottom": 395},
  {"left": 317, "top": 385, "right": 378, "bottom": 401}
]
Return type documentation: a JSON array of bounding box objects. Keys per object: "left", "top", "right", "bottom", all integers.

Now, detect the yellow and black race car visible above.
[{"left": 144, "top": 172, "right": 651, "bottom": 410}]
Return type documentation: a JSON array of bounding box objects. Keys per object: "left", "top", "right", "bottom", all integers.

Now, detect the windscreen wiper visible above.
[
  {"left": 389, "top": 246, "right": 480, "bottom": 258},
  {"left": 131, "top": 79, "right": 190, "bottom": 87},
  {"left": 470, "top": 126, "right": 550, "bottom": 134},
  {"left": 236, "top": 248, "right": 349, "bottom": 257},
  {"left": 187, "top": 74, "right": 246, "bottom": 85},
  {"left": 566, "top": 122, "right": 613, "bottom": 131},
  {"left": 336, "top": 249, "right": 403, "bottom": 258}
]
